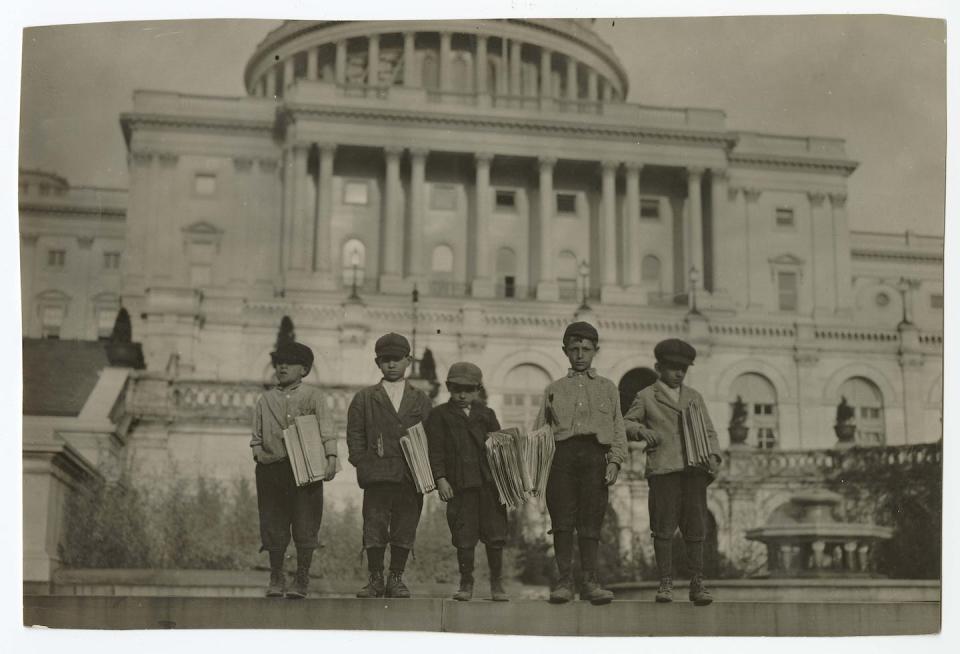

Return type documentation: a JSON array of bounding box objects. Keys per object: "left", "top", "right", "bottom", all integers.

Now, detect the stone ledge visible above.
[{"left": 24, "top": 596, "right": 940, "bottom": 636}]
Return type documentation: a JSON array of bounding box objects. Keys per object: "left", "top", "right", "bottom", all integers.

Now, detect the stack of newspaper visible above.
[
  {"left": 282, "top": 415, "right": 336, "bottom": 486},
  {"left": 401, "top": 422, "right": 436, "bottom": 494},
  {"left": 485, "top": 428, "right": 531, "bottom": 508},
  {"left": 522, "top": 425, "right": 556, "bottom": 498},
  {"left": 681, "top": 402, "right": 715, "bottom": 467}
]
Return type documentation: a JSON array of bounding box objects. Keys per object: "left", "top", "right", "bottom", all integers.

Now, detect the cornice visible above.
[
  {"left": 729, "top": 153, "right": 858, "bottom": 176},
  {"left": 120, "top": 112, "right": 275, "bottom": 145},
  {"left": 851, "top": 249, "right": 943, "bottom": 264},
  {"left": 19, "top": 202, "right": 126, "bottom": 218}
]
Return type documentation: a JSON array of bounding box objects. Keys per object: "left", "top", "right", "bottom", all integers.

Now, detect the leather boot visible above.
[
  {"left": 453, "top": 547, "right": 475, "bottom": 601},
  {"left": 286, "top": 569, "right": 309, "bottom": 599},
  {"left": 266, "top": 569, "right": 286, "bottom": 598},
  {"left": 385, "top": 571, "right": 411, "bottom": 598},
  {"left": 549, "top": 532, "right": 575, "bottom": 604},
  {"left": 689, "top": 575, "right": 713, "bottom": 606},
  {"left": 579, "top": 571, "right": 614, "bottom": 605},
  {"left": 356, "top": 570, "right": 385, "bottom": 598},
  {"left": 655, "top": 576, "right": 673, "bottom": 603},
  {"left": 486, "top": 545, "right": 509, "bottom": 601}
]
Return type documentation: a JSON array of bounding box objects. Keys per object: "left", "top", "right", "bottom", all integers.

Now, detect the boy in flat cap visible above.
[
  {"left": 425, "top": 362, "right": 509, "bottom": 602},
  {"left": 623, "top": 338, "right": 721, "bottom": 605},
  {"left": 251, "top": 341, "right": 338, "bottom": 599},
  {"left": 347, "top": 332, "right": 433, "bottom": 598},
  {"left": 535, "top": 321, "right": 628, "bottom": 605}
]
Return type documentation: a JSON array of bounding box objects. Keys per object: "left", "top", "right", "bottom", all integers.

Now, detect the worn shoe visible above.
[
  {"left": 655, "top": 577, "right": 673, "bottom": 603},
  {"left": 385, "top": 571, "right": 411, "bottom": 598},
  {"left": 452, "top": 575, "right": 474, "bottom": 601},
  {"left": 285, "top": 570, "right": 309, "bottom": 599},
  {"left": 689, "top": 575, "right": 713, "bottom": 606},
  {"left": 266, "top": 569, "right": 286, "bottom": 598},
  {"left": 549, "top": 575, "right": 575, "bottom": 604},
  {"left": 579, "top": 572, "right": 614, "bottom": 605},
  {"left": 489, "top": 577, "right": 510, "bottom": 602},
  {"left": 356, "top": 571, "right": 385, "bottom": 598}
]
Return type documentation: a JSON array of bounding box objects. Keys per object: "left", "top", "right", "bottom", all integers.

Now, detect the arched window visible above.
[
  {"left": 641, "top": 255, "right": 661, "bottom": 283},
  {"left": 421, "top": 53, "right": 439, "bottom": 90},
  {"left": 837, "top": 377, "right": 885, "bottom": 445},
  {"left": 496, "top": 246, "right": 517, "bottom": 298},
  {"left": 557, "top": 250, "right": 579, "bottom": 301},
  {"left": 451, "top": 55, "right": 470, "bottom": 92},
  {"left": 501, "top": 364, "right": 552, "bottom": 428},
  {"left": 730, "top": 373, "right": 779, "bottom": 449},
  {"left": 431, "top": 244, "right": 454, "bottom": 274},
  {"left": 341, "top": 238, "right": 366, "bottom": 287}
]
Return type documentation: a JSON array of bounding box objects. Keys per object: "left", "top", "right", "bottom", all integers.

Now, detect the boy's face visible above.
[
  {"left": 656, "top": 361, "right": 688, "bottom": 389},
  {"left": 563, "top": 337, "right": 598, "bottom": 372},
  {"left": 275, "top": 361, "right": 307, "bottom": 387},
  {"left": 447, "top": 382, "right": 480, "bottom": 410},
  {"left": 377, "top": 354, "right": 412, "bottom": 382}
]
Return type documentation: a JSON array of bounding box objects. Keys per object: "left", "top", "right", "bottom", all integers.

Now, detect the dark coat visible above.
[
  {"left": 425, "top": 401, "right": 501, "bottom": 491},
  {"left": 346, "top": 382, "right": 433, "bottom": 489}
]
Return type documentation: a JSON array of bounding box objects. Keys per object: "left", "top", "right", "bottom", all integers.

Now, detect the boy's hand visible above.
[
  {"left": 437, "top": 478, "right": 455, "bottom": 502},
  {"left": 604, "top": 462, "right": 620, "bottom": 486},
  {"left": 642, "top": 431, "right": 662, "bottom": 447},
  {"left": 324, "top": 456, "right": 338, "bottom": 482},
  {"left": 707, "top": 454, "right": 722, "bottom": 476}
]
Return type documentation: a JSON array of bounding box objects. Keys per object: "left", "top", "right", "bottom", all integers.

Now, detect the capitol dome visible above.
[{"left": 244, "top": 19, "right": 629, "bottom": 105}]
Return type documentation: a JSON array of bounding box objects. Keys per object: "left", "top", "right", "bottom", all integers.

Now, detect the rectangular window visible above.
[
  {"left": 97, "top": 309, "right": 116, "bottom": 340},
  {"left": 343, "top": 181, "right": 369, "bottom": 205},
  {"left": 47, "top": 249, "right": 66, "bottom": 268},
  {"left": 194, "top": 174, "right": 217, "bottom": 196},
  {"left": 103, "top": 252, "right": 121, "bottom": 270},
  {"left": 640, "top": 198, "right": 660, "bottom": 219},
  {"left": 777, "top": 271, "right": 798, "bottom": 311},
  {"left": 502, "top": 275, "right": 516, "bottom": 298},
  {"left": 41, "top": 306, "right": 64, "bottom": 339},
  {"left": 775, "top": 207, "right": 795, "bottom": 227},
  {"left": 556, "top": 193, "right": 577, "bottom": 214},
  {"left": 495, "top": 190, "right": 516, "bottom": 210},
  {"left": 756, "top": 428, "right": 777, "bottom": 450},
  {"left": 753, "top": 404, "right": 774, "bottom": 416},
  {"left": 931, "top": 293, "right": 944, "bottom": 309},
  {"left": 430, "top": 184, "right": 457, "bottom": 211}
]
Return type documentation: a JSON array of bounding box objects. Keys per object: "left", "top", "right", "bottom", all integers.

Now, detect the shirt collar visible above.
[
  {"left": 276, "top": 381, "right": 302, "bottom": 393},
  {"left": 658, "top": 380, "right": 681, "bottom": 394},
  {"left": 381, "top": 378, "right": 405, "bottom": 388},
  {"left": 567, "top": 368, "right": 597, "bottom": 379}
]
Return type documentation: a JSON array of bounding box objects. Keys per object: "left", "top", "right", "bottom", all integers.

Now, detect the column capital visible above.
[
  {"left": 744, "top": 188, "right": 762, "bottom": 203},
  {"left": 538, "top": 156, "right": 557, "bottom": 170},
  {"left": 384, "top": 145, "right": 404, "bottom": 158},
  {"left": 289, "top": 142, "right": 310, "bottom": 155},
  {"left": 829, "top": 192, "right": 847, "bottom": 208},
  {"left": 600, "top": 159, "right": 619, "bottom": 172},
  {"left": 474, "top": 151, "right": 494, "bottom": 165},
  {"left": 316, "top": 142, "right": 338, "bottom": 155},
  {"left": 807, "top": 191, "right": 826, "bottom": 207},
  {"left": 624, "top": 161, "right": 644, "bottom": 174},
  {"left": 409, "top": 147, "right": 429, "bottom": 160},
  {"left": 727, "top": 186, "right": 741, "bottom": 201},
  {"left": 710, "top": 167, "right": 729, "bottom": 183},
  {"left": 687, "top": 166, "right": 706, "bottom": 180}
]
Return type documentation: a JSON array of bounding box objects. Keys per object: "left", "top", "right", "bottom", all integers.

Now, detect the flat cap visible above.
[
  {"left": 563, "top": 321, "right": 599, "bottom": 344},
  {"left": 272, "top": 341, "right": 314, "bottom": 370},
  {"left": 447, "top": 361, "right": 483, "bottom": 386},
  {"left": 654, "top": 338, "right": 697, "bottom": 366},
  {"left": 375, "top": 332, "right": 411, "bottom": 358}
]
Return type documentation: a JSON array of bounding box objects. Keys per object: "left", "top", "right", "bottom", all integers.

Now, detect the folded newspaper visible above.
[
  {"left": 681, "top": 402, "right": 715, "bottom": 467},
  {"left": 282, "top": 415, "right": 340, "bottom": 486},
  {"left": 484, "top": 425, "right": 556, "bottom": 508},
  {"left": 401, "top": 422, "right": 436, "bottom": 494}
]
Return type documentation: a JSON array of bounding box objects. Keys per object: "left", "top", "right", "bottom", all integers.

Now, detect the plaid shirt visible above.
[
  {"left": 535, "top": 368, "right": 628, "bottom": 467},
  {"left": 250, "top": 382, "right": 337, "bottom": 465}
]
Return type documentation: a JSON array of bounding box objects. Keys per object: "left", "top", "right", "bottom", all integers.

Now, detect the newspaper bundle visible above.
[
  {"left": 681, "top": 402, "right": 715, "bottom": 467},
  {"left": 401, "top": 422, "right": 436, "bottom": 494},
  {"left": 485, "top": 426, "right": 556, "bottom": 508},
  {"left": 282, "top": 415, "right": 339, "bottom": 486}
]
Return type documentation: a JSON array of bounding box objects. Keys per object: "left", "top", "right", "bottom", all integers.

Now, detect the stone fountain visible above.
[{"left": 745, "top": 489, "right": 893, "bottom": 577}]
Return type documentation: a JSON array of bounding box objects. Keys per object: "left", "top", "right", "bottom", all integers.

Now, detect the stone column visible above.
[
  {"left": 290, "top": 144, "right": 310, "bottom": 272},
  {"left": 380, "top": 146, "right": 404, "bottom": 290},
  {"left": 686, "top": 167, "right": 705, "bottom": 281},
  {"left": 284, "top": 56, "right": 295, "bottom": 91},
  {"left": 587, "top": 69, "right": 598, "bottom": 101},
  {"left": 624, "top": 163, "right": 642, "bottom": 286},
  {"left": 403, "top": 32, "right": 416, "bottom": 88},
  {"left": 744, "top": 188, "right": 763, "bottom": 309},
  {"left": 509, "top": 40, "right": 522, "bottom": 97},
  {"left": 829, "top": 192, "right": 853, "bottom": 315},
  {"left": 476, "top": 35, "right": 488, "bottom": 101},
  {"left": 268, "top": 66, "right": 279, "bottom": 99},
  {"left": 566, "top": 57, "right": 578, "bottom": 101},
  {"left": 601, "top": 160, "right": 619, "bottom": 290},
  {"left": 808, "top": 191, "right": 834, "bottom": 317},
  {"left": 335, "top": 40, "right": 347, "bottom": 84},
  {"left": 314, "top": 144, "right": 336, "bottom": 278},
  {"left": 367, "top": 34, "right": 380, "bottom": 86},
  {"left": 536, "top": 156, "right": 559, "bottom": 301},
  {"left": 472, "top": 152, "right": 495, "bottom": 297},
  {"left": 306, "top": 46, "right": 319, "bottom": 81},
  {"left": 539, "top": 47, "right": 552, "bottom": 100},
  {"left": 601, "top": 78, "right": 614, "bottom": 102},
  {"left": 708, "top": 168, "right": 728, "bottom": 294},
  {"left": 408, "top": 148, "right": 427, "bottom": 279},
  {"left": 281, "top": 147, "right": 295, "bottom": 274},
  {"left": 439, "top": 31, "right": 452, "bottom": 92}
]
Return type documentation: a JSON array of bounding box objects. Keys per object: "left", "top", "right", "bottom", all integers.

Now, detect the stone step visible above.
[{"left": 24, "top": 596, "right": 940, "bottom": 636}]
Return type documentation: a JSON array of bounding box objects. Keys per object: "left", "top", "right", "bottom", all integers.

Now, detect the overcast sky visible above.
[{"left": 18, "top": 15, "right": 945, "bottom": 236}]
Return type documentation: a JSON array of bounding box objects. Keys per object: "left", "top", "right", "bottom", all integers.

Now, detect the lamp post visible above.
[
  {"left": 896, "top": 277, "right": 913, "bottom": 326},
  {"left": 578, "top": 259, "right": 590, "bottom": 311},
  {"left": 411, "top": 284, "right": 420, "bottom": 377},
  {"left": 688, "top": 267, "right": 701, "bottom": 315},
  {"left": 348, "top": 249, "right": 361, "bottom": 300}
]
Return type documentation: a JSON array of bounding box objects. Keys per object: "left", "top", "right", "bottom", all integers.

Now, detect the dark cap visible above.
[
  {"left": 375, "top": 332, "right": 411, "bottom": 358},
  {"left": 654, "top": 338, "right": 697, "bottom": 366},
  {"left": 272, "top": 342, "right": 314, "bottom": 370},
  {"left": 563, "top": 321, "right": 599, "bottom": 345},
  {"left": 447, "top": 361, "right": 482, "bottom": 386}
]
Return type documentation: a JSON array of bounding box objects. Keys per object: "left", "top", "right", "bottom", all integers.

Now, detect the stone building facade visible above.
[{"left": 20, "top": 19, "right": 943, "bottom": 567}]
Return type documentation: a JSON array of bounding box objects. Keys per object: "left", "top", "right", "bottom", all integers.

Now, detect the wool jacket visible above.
[
  {"left": 425, "top": 401, "right": 501, "bottom": 491},
  {"left": 622, "top": 382, "right": 721, "bottom": 478},
  {"left": 346, "top": 380, "right": 433, "bottom": 489},
  {"left": 250, "top": 382, "right": 337, "bottom": 466}
]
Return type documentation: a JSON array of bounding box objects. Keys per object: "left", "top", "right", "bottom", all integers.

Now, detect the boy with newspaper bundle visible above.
[{"left": 623, "top": 338, "right": 722, "bottom": 606}]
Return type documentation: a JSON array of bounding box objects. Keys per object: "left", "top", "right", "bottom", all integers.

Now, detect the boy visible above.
[
  {"left": 622, "top": 338, "right": 721, "bottom": 606},
  {"left": 535, "top": 321, "right": 628, "bottom": 605},
  {"left": 425, "top": 362, "right": 509, "bottom": 602},
  {"left": 347, "top": 332, "right": 433, "bottom": 598},
  {"left": 251, "top": 341, "right": 338, "bottom": 599}
]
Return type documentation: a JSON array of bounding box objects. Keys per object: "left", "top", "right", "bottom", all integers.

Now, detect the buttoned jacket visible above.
[{"left": 425, "top": 401, "right": 501, "bottom": 491}]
